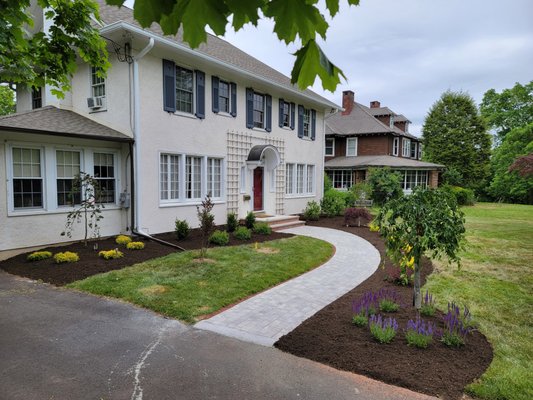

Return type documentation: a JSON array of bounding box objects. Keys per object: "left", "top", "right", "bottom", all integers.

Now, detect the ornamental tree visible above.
[
  {"left": 376, "top": 187, "right": 465, "bottom": 310},
  {"left": 0, "top": 85, "right": 16, "bottom": 115}
]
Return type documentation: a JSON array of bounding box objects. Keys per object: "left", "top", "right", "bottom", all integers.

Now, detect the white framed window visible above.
[
  {"left": 327, "top": 170, "right": 353, "bottom": 190},
  {"left": 218, "top": 80, "right": 230, "bottom": 113},
  {"left": 32, "top": 87, "right": 42, "bottom": 109},
  {"left": 176, "top": 66, "right": 194, "bottom": 114},
  {"left": 281, "top": 101, "right": 292, "bottom": 127},
  {"left": 389, "top": 115, "right": 395, "bottom": 128},
  {"left": 12, "top": 147, "right": 44, "bottom": 209},
  {"left": 91, "top": 67, "right": 105, "bottom": 98},
  {"left": 285, "top": 163, "right": 315, "bottom": 196},
  {"left": 401, "top": 170, "right": 428, "bottom": 191},
  {"left": 325, "top": 137, "right": 335, "bottom": 156},
  {"left": 303, "top": 108, "right": 311, "bottom": 138},
  {"left": 253, "top": 92, "right": 265, "bottom": 128},
  {"left": 346, "top": 137, "right": 357, "bottom": 156},
  {"left": 402, "top": 139, "right": 411, "bottom": 157},
  {"left": 392, "top": 137, "right": 399, "bottom": 156},
  {"left": 207, "top": 158, "right": 222, "bottom": 198},
  {"left": 185, "top": 156, "right": 202, "bottom": 199},
  {"left": 93, "top": 152, "right": 116, "bottom": 204},
  {"left": 418, "top": 143, "right": 423, "bottom": 160},
  {"left": 56, "top": 150, "right": 81, "bottom": 206},
  {"left": 160, "top": 154, "right": 180, "bottom": 201},
  {"left": 410, "top": 142, "right": 417, "bottom": 158}
]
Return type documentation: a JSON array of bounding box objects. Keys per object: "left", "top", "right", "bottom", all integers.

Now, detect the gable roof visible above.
[
  {"left": 0, "top": 106, "right": 132, "bottom": 142},
  {"left": 326, "top": 102, "right": 419, "bottom": 139},
  {"left": 96, "top": 1, "right": 338, "bottom": 109}
]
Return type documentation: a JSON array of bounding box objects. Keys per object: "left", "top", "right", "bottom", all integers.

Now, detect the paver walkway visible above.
[{"left": 195, "top": 225, "right": 381, "bottom": 346}]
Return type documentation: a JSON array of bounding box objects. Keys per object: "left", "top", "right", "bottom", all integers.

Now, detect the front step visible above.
[{"left": 255, "top": 215, "right": 306, "bottom": 232}]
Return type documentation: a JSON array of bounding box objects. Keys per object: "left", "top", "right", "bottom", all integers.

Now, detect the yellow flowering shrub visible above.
[
  {"left": 99, "top": 249, "right": 124, "bottom": 260},
  {"left": 126, "top": 241, "right": 145, "bottom": 250},
  {"left": 27, "top": 251, "right": 53, "bottom": 262},
  {"left": 53, "top": 251, "right": 80, "bottom": 264},
  {"left": 115, "top": 235, "right": 132, "bottom": 245}
]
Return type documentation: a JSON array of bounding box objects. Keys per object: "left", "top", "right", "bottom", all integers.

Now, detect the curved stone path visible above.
[{"left": 195, "top": 225, "right": 381, "bottom": 346}]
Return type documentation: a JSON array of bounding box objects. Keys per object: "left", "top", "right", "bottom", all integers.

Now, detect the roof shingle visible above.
[{"left": 325, "top": 155, "right": 444, "bottom": 169}]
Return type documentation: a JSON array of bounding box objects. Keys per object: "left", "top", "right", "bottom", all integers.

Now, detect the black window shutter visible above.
[
  {"left": 212, "top": 76, "right": 219, "bottom": 113},
  {"left": 246, "top": 88, "right": 254, "bottom": 129},
  {"left": 265, "top": 94, "right": 272, "bottom": 132},
  {"left": 278, "top": 98, "right": 284, "bottom": 128},
  {"left": 195, "top": 70, "right": 205, "bottom": 119},
  {"left": 290, "top": 102, "right": 295, "bottom": 130},
  {"left": 162, "top": 59, "right": 176, "bottom": 112},
  {"left": 230, "top": 82, "right": 237, "bottom": 117},
  {"left": 311, "top": 109, "right": 316, "bottom": 140},
  {"left": 297, "top": 105, "right": 304, "bottom": 138}
]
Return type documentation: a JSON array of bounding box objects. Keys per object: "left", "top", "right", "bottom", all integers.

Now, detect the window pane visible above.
[
  {"left": 307, "top": 165, "right": 314, "bottom": 193},
  {"left": 297, "top": 164, "right": 304, "bottom": 194},
  {"left": 186, "top": 156, "right": 202, "bottom": 199},
  {"left": 253, "top": 93, "right": 264, "bottom": 128},
  {"left": 176, "top": 67, "right": 194, "bottom": 113},
  {"left": 219, "top": 81, "right": 230, "bottom": 113},
  {"left": 303, "top": 108, "right": 310, "bottom": 137},
  {"left": 285, "top": 163, "right": 294, "bottom": 194},
  {"left": 93, "top": 152, "right": 115, "bottom": 204}
]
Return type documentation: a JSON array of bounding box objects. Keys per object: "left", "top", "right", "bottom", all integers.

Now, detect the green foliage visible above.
[
  {"left": 420, "top": 304, "right": 436, "bottom": 317},
  {"left": 480, "top": 81, "right": 533, "bottom": 143},
  {"left": 106, "top": 0, "right": 362, "bottom": 91},
  {"left": 126, "top": 241, "right": 145, "bottom": 250},
  {"left": 253, "top": 222, "right": 272, "bottom": 235},
  {"left": 209, "top": 230, "right": 230, "bottom": 246},
  {"left": 379, "top": 299, "right": 399, "bottom": 313},
  {"left": 196, "top": 195, "right": 215, "bottom": 257},
  {"left": 344, "top": 207, "right": 372, "bottom": 227},
  {"left": 377, "top": 188, "right": 465, "bottom": 309},
  {"left": 115, "top": 235, "right": 132, "bottom": 245},
  {"left": 27, "top": 251, "right": 53, "bottom": 261},
  {"left": 422, "top": 91, "right": 491, "bottom": 192},
  {"left": 323, "top": 174, "right": 333, "bottom": 192},
  {"left": 367, "top": 167, "right": 403, "bottom": 205},
  {"left": 60, "top": 172, "right": 104, "bottom": 246},
  {"left": 489, "top": 123, "right": 533, "bottom": 204},
  {"left": 352, "top": 313, "right": 367, "bottom": 327},
  {"left": 442, "top": 185, "right": 475, "bottom": 206},
  {"left": 369, "top": 315, "right": 398, "bottom": 344},
  {"left": 441, "top": 167, "right": 463, "bottom": 186},
  {"left": 174, "top": 219, "right": 190, "bottom": 240},
  {"left": 1, "top": 0, "right": 110, "bottom": 96},
  {"left": 320, "top": 189, "right": 346, "bottom": 217},
  {"left": 350, "top": 182, "right": 372, "bottom": 202},
  {"left": 54, "top": 251, "right": 79, "bottom": 263},
  {"left": 98, "top": 249, "right": 124, "bottom": 260},
  {"left": 0, "top": 86, "right": 15, "bottom": 115},
  {"left": 233, "top": 226, "right": 251, "bottom": 241},
  {"left": 226, "top": 212, "right": 238, "bottom": 232},
  {"left": 245, "top": 211, "right": 256, "bottom": 229},
  {"left": 302, "top": 200, "right": 321, "bottom": 221}
]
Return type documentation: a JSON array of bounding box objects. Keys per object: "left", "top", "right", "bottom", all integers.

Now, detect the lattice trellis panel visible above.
[{"left": 226, "top": 131, "right": 285, "bottom": 215}]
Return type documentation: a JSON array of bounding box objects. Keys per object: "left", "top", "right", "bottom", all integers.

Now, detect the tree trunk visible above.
[{"left": 413, "top": 257, "right": 421, "bottom": 309}]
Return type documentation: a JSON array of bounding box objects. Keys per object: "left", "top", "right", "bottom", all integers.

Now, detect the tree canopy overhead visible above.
[
  {"left": 0, "top": 85, "right": 16, "bottom": 115},
  {"left": 422, "top": 91, "right": 491, "bottom": 192},
  {"left": 480, "top": 81, "right": 533, "bottom": 144}
]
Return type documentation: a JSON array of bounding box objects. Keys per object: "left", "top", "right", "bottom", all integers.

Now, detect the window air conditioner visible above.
[{"left": 87, "top": 96, "right": 104, "bottom": 109}]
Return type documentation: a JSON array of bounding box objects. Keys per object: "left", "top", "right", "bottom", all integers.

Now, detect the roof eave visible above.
[
  {"left": 101, "top": 22, "right": 340, "bottom": 111},
  {"left": 0, "top": 126, "right": 134, "bottom": 143}
]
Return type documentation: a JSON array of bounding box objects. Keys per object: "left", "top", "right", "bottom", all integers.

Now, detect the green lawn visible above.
[
  {"left": 424, "top": 203, "right": 533, "bottom": 400},
  {"left": 68, "top": 236, "right": 333, "bottom": 323}
]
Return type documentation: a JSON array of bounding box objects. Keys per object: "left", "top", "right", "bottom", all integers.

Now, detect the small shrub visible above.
[
  {"left": 441, "top": 302, "right": 473, "bottom": 347},
  {"left": 350, "top": 182, "right": 373, "bottom": 202},
  {"left": 405, "top": 317, "right": 436, "bottom": 348},
  {"left": 377, "top": 288, "right": 401, "bottom": 312},
  {"left": 369, "top": 314, "right": 398, "bottom": 343},
  {"left": 234, "top": 226, "right": 251, "bottom": 241},
  {"left": 344, "top": 207, "right": 372, "bottom": 227},
  {"left": 27, "top": 251, "right": 53, "bottom": 262},
  {"left": 99, "top": 249, "right": 124, "bottom": 260},
  {"left": 115, "top": 235, "right": 132, "bottom": 245},
  {"left": 368, "top": 220, "right": 380, "bottom": 232},
  {"left": 302, "top": 201, "right": 321, "bottom": 221},
  {"left": 379, "top": 299, "right": 400, "bottom": 312},
  {"left": 352, "top": 313, "right": 368, "bottom": 327},
  {"left": 226, "top": 212, "right": 239, "bottom": 232},
  {"left": 367, "top": 167, "right": 403, "bottom": 205},
  {"left": 126, "top": 241, "right": 145, "bottom": 250},
  {"left": 245, "top": 211, "right": 256, "bottom": 229},
  {"left": 324, "top": 174, "right": 333, "bottom": 192},
  {"left": 352, "top": 292, "right": 379, "bottom": 326},
  {"left": 344, "top": 190, "right": 356, "bottom": 207},
  {"left": 321, "top": 189, "right": 346, "bottom": 217},
  {"left": 175, "top": 219, "right": 190, "bottom": 240},
  {"left": 420, "top": 290, "right": 436, "bottom": 317},
  {"left": 209, "top": 230, "right": 229, "bottom": 246},
  {"left": 449, "top": 186, "right": 475, "bottom": 206},
  {"left": 253, "top": 222, "right": 272, "bottom": 235},
  {"left": 54, "top": 251, "right": 79, "bottom": 264}
]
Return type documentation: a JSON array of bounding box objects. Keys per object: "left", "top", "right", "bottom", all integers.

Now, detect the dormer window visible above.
[
  {"left": 392, "top": 137, "right": 399, "bottom": 156},
  {"left": 410, "top": 142, "right": 417, "bottom": 158},
  {"left": 346, "top": 137, "right": 357, "bottom": 156},
  {"left": 402, "top": 138, "right": 411, "bottom": 157},
  {"left": 418, "top": 144, "right": 423, "bottom": 160},
  {"left": 389, "top": 115, "right": 395, "bottom": 128},
  {"left": 31, "top": 87, "right": 42, "bottom": 109}
]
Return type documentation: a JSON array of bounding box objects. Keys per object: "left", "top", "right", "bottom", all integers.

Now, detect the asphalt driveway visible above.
[{"left": 0, "top": 271, "right": 436, "bottom": 400}]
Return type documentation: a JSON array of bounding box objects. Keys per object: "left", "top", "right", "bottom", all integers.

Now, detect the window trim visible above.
[
  {"left": 175, "top": 65, "right": 195, "bottom": 115},
  {"left": 56, "top": 149, "right": 83, "bottom": 207},
  {"left": 252, "top": 92, "right": 266, "bottom": 129},
  {"left": 326, "top": 169, "right": 353, "bottom": 190},
  {"left": 401, "top": 169, "right": 429, "bottom": 192},
  {"left": 325, "top": 137, "right": 335, "bottom": 156},
  {"left": 207, "top": 157, "right": 223, "bottom": 199},
  {"left": 9, "top": 145, "right": 45, "bottom": 211},
  {"left": 392, "top": 137, "right": 399, "bottom": 156},
  {"left": 285, "top": 162, "right": 316, "bottom": 197},
  {"left": 402, "top": 138, "right": 411, "bottom": 157},
  {"left": 346, "top": 137, "right": 358, "bottom": 157}
]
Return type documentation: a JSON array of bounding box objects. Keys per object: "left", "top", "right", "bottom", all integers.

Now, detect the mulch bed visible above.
[
  {"left": 0, "top": 227, "right": 292, "bottom": 286},
  {"left": 275, "top": 216, "right": 493, "bottom": 400}
]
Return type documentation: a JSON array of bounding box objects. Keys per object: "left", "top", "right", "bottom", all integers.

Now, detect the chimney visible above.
[
  {"left": 342, "top": 90, "right": 354, "bottom": 115},
  {"left": 370, "top": 100, "right": 381, "bottom": 108}
]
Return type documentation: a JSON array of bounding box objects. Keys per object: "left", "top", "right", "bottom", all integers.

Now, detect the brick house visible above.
[{"left": 324, "top": 91, "right": 443, "bottom": 192}]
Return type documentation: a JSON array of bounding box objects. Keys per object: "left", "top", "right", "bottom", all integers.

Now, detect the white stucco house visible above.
[{"left": 0, "top": 1, "right": 339, "bottom": 256}]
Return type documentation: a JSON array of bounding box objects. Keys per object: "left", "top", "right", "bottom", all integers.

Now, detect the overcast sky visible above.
[{"left": 125, "top": 0, "right": 533, "bottom": 136}]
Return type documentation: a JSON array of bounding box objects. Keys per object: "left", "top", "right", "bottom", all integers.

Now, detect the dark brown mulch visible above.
[
  {"left": 0, "top": 228, "right": 292, "bottom": 286},
  {"left": 275, "top": 216, "right": 493, "bottom": 400}
]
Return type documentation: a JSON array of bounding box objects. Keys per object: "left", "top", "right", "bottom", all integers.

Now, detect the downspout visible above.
[{"left": 130, "top": 37, "right": 185, "bottom": 251}]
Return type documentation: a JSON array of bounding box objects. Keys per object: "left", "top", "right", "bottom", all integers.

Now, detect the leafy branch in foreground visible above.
[{"left": 107, "top": 0, "right": 360, "bottom": 91}]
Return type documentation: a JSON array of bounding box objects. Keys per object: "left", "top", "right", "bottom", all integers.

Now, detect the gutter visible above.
[
  {"left": 129, "top": 38, "right": 185, "bottom": 251},
  {"left": 100, "top": 22, "right": 340, "bottom": 111}
]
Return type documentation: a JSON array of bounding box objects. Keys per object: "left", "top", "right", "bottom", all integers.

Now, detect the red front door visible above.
[{"left": 253, "top": 167, "right": 263, "bottom": 211}]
